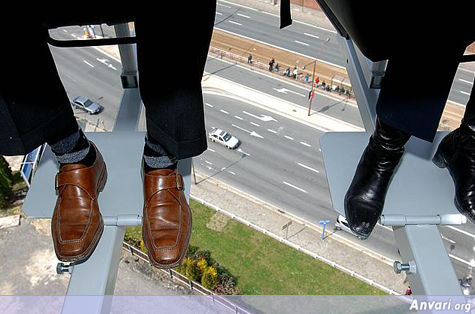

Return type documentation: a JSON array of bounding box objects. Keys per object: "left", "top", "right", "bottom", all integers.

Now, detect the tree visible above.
[{"left": 0, "top": 156, "right": 13, "bottom": 209}]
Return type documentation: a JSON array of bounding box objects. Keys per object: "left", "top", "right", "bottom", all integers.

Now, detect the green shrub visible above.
[
  {"left": 215, "top": 274, "right": 240, "bottom": 295},
  {"left": 185, "top": 260, "right": 201, "bottom": 282},
  {"left": 201, "top": 266, "right": 218, "bottom": 291},
  {"left": 0, "top": 156, "right": 13, "bottom": 209},
  {"left": 193, "top": 249, "right": 214, "bottom": 265}
]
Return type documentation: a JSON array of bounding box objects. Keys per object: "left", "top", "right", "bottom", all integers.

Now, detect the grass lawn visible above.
[{"left": 126, "top": 199, "right": 385, "bottom": 295}]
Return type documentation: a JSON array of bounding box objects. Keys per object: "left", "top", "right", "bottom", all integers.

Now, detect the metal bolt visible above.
[
  {"left": 394, "top": 261, "right": 412, "bottom": 274},
  {"left": 56, "top": 262, "right": 73, "bottom": 274}
]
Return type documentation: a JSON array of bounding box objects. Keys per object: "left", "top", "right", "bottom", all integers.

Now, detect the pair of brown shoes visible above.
[{"left": 51, "top": 143, "right": 191, "bottom": 268}]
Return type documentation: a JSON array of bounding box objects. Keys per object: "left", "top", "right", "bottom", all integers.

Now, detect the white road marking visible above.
[
  {"left": 459, "top": 78, "right": 473, "bottom": 85},
  {"left": 294, "top": 40, "right": 310, "bottom": 47},
  {"left": 459, "top": 90, "right": 471, "bottom": 96},
  {"left": 445, "top": 226, "right": 475, "bottom": 239},
  {"left": 242, "top": 111, "right": 277, "bottom": 122},
  {"left": 205, "top": 160, "right": 213, "bottom": 165},
  {"left": 441, "top": 235, "right": 456, "bottom": 244},
  {"left": 284, "top": 135, "right": 294, "bottom": 140},
  {"left": 216, "top": 12, "right": 223, "bottom": 15},
  {"left": 267, "top": 129, "right": 277, "bottom": 134},
  {"left": 449, "top": 254, "right": 475, "bottom": 267},
  {"left": 232, "top": 124, "right": 263, "bottom": 138},
  {"left": 83, "top": 60, "right": 94, "bottom": 68},
  {"left": 205, "top": 103, "right": 214, "bottom": 108},
  {"left": 207, "top": 148, "right": 215, "bottom": 152},
  {"left": 237, "top": 13, "right": 251, "bottom": 19},
  {"left": 228, "top": 21, "right": 242, "bottom": 26},
  {"left": 273, "top": 87, "right": 306, "bottom": 97},
  {"left": 63, "top": 29, "right": 68, "bottom": 33},
  {"left": 250, "top": 122, "right": 260, "bottom": 127},
  {"left": 234, "top": 115, "right": 244, "bottom": 120},
  {"left": 283, "top": 181, "right": 308, "bottom": 194},
  {"left": 220, "top": 109, "right": 229, "bottom": 114},
  {"left": 300, "top": 141, "right": 312, "bottom": 147},
  {"left": 297, "top": 162, "right": 319, "bottom": 173},
  {"left": 304, "top": 33, "right": 320, "bottom": 39},
  {"left": 227, "top": 171, "right": 236, "bottom": 175},
  {"left": 218, "top": 3, "right": 231, "bottom": 8},
  {"left": 237, "top": 148, "right": 250, "bottom": 156}
]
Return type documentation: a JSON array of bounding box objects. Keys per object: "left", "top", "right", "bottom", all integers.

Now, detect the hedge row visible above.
[{"left": 0, "top": 156, "right": 13, "bottom": 209}]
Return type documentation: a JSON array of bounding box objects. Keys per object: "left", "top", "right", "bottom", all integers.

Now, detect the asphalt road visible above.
[
  {"left": 47, "top": 24, "right": 475, "bottom": 290},
  {"left": 215, "top": 0, "right": 474, "bottom": 106}
]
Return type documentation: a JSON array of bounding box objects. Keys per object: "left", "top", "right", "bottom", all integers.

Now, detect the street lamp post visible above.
[{"left": 307, "top": 37, "right": 330, "bottom": 116}]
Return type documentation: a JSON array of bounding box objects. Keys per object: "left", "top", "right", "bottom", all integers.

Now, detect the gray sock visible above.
[
  {"left": 50, "top": 129, "right": 91, "bottom": 165},
  {"left": 144, "top": 137, "right": 177, "bottom": 170}
]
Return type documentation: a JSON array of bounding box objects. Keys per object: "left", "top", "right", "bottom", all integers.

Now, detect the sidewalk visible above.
[{"left": 0, "top": 217, "right": 189, "bottom": 295}]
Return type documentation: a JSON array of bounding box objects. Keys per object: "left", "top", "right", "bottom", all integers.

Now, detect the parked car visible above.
[
  {"left": 334, "top": 215, "right": 365, "bottom": 239},
  {"left": 71, "top": 96, "right": 103, "bottom": 114},
  {"left": 208, "top": 127, "right": 240, "bottom": 149}
]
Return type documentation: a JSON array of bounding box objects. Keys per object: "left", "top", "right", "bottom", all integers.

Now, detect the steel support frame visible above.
[{"left": 336, "top": 35, "right": 462, "bottom": 294}]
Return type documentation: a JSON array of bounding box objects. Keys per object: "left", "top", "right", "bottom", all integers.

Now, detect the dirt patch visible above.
[{"left": 206, "top": 212, "right": 231, "bottom": 232}]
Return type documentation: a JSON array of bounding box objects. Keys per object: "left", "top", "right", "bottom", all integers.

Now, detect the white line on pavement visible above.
[
  {"left": 217, "top": 3, "right": 231, "bottom": 8},
  {"left": 445, "top": 226, "right": 475, "bottom": 239},
  {"left": 284, "top": 135, "right": 294, "bottom": 140},
  {"left": 228, "top": 21, "right": 242, "bottom": 26},
  {"left": 441, "top": 234, "right": 456, "bottom": 244},
  {"left": 63, "top": 29, "right": 68, "bottom": 33},
  {"left": 294, "top": 40, "right": 310, "bottom": 47},
  {"left": 205, "top": 160, "right": 213, "bottom": 165},
  {"left": 232, "top": 123, "right": 251, "bottom": 133},
  {"left": 300, "top": 141, "right": 312, "bottom": 147},
  {"left": 449, "top": 254, "right": 475, "bottom": 267},
  {"left": 297, "top": 162, "right": 319, "bottom": 173},
  {"left": 459, "top": 90, "right": 471, "bottom": 96},
  {"left": 207, "top": 148, "right": 216, "bottom": 152},
  {"left": 304, "top": 33, "right": 320, "bottom": 39},
  {"left": 216, "top": 12, "right": 223, "bottom": 15},
  {"left": 220, "top": 109, "right": 229, "bottom": 114},
  {"left": 205, "top": 103, "right": 214, "bottom": 107},
  {"left": 459, "top": 78, "right": 473, "bottom": 85},
  {"left": 267, "top": 129, "right": 277, "bottom": 134},
  {"left": 283, "top": 181, "right": 308, "bottom": 193},
  {"left": 237, "top": 13, "right": 251, "bottom": 19},
  {"left": 234, "top": 115, "right": 244, "bottom": 120},
  {"left": 83, "top": 60, "right": 94, "bottom": 68},
  {"left": 228, "top": 171, "right": 236, "bottom": 175},
  {"left": 250, "top": 122, "right": 260, "bottom": 127}
]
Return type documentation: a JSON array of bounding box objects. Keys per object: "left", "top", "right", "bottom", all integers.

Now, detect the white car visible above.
[{"left": 208, "top": 127, "right": 240, "bottom": 149}]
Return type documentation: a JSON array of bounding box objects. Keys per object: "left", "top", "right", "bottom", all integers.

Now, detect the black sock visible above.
[
  {"left": 50, "top": 128, "right": 95, "bottom": 167},
  {"left": 143, "top": 135, "right": 177, "bottom": 173}
]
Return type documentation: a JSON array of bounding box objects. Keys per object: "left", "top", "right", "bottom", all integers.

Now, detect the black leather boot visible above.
[
  {"left": 345, "top": 118, "right": 410, "bottom": 239},
  {"left": 433, "top": 120, "right": 475, "bottom": 222}
]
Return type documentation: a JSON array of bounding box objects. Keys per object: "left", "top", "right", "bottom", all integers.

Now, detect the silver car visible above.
[
  {"left": 208, "top": 127, "right": 240, "bottom": 149},
  {"left": 71, "top": 96, "right": 103, "bottom": 115}
]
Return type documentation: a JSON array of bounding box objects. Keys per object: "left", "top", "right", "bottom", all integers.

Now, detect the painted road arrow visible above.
[
  {"left": 232, "top": 124, "right": 264, "bottom": 138},
  {"left": 242, "top": 111, "right": 278, "bottom": 122}
]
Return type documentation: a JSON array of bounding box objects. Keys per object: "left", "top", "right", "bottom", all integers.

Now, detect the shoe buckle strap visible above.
[{"left": 176, "top": 173, "right": 184, "bottom": 191}]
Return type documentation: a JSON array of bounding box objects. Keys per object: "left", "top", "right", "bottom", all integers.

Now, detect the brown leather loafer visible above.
[
  {"left": 51, "top": 143, "right": 107, "bottom": 263},
  {"left": 142, "top": 167, "right": 191, "bottom": 268}
]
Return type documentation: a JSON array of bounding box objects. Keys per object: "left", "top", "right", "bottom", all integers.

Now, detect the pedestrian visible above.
[
  {"left": 269, "top": 58, "right": 275, "bottom": 72},
  {"left": 247, "top": 54, "right": 253, "bottom": 64},
  {"left": 315, "top": 76, "right": 320, "bottom": 86},
  {"left": 292, "top": 66, "right": 298, "bottom": 79},
  {"left": 405, "top": 286, "right": 412, "bottom": 295}
]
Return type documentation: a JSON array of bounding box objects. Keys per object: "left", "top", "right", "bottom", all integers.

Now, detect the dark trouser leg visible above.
[
  {"left": 135, "top": 1, "right": 216, "bottom": 160},
  {"left": 0, "top": 17, "right": 79, "bottom": 156},
  {"left": 433, "top": 77, "right": 475, "bottom": 221}
]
